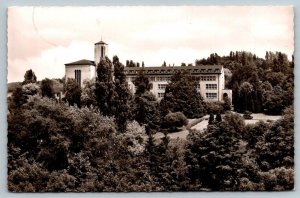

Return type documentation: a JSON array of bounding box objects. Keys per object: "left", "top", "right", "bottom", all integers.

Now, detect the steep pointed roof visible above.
[
  {"left": 65, "top": 59, "right": 95, "bottom": 66},
  {"left": 95, "top": 40, "right": 107, "bottom": 45}
]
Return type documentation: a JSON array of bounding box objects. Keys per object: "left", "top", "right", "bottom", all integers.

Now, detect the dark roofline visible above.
[
  {"left": 124, "top": 65, "right": 223, "bottom": 75},
  {"left": 65, "top": 59, "right": 95, "bottom": 66},
  {"left": 124, "top": 65, "right": 222, "bottom": 70},
  {"left": 95, "top": 41, "right": 108, "bottom": 45}
]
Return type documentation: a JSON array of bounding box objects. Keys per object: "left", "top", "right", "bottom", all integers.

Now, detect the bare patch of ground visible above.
[
  {"left": 240, "top": 113, "right": 281, "bottom": 125},
  {"left": 154, "top": 113, "right": 282, "bottom": 141}
]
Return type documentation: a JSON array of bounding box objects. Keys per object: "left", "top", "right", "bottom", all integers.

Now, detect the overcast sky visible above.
[{"left": 7, "top": 6, "right": 294, "bottom": 83}]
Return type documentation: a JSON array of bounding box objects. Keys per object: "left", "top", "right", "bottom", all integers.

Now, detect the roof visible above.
[
  {"left": 65, "top": 59, "right": 95, "bottom": 66},
  {"left": 124, "top": 65, "right": 223, "bottom": 75},
  {"left": 95, "top": 40, "right": 108, "bottom": 45}
]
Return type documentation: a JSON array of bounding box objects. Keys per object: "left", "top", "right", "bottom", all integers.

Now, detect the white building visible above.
[
  {"left": 64, "top": 40, "right": 232, "bottom": 102},
  {"left": 65, "top": 40, "right": 107, "bottom": 87},
  {"left": 124, "top": 66, "right": 232, "bottom": 102}
]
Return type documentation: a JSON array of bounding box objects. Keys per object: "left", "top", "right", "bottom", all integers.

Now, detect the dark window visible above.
[
  {"left": 101, "top": 46, "right": 104, "bottom": 58},
  {"left": 75, "top": 70, "right": 81, "bottom": 86}
]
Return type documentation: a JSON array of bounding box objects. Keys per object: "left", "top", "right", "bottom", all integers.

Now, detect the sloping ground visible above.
[
  {"left": 154, "top": 116, "right": 209, "bottom": 140},
  {"left": 242, "top": 113, "right": 282, "bottom": 125},
  {"left": 154, "top": 113, "right": 282, "bottom": 141}
]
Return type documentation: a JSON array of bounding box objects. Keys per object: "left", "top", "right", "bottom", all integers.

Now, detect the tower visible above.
[{"left": 94, "top": 40, "right": 108, "bottom": 66}]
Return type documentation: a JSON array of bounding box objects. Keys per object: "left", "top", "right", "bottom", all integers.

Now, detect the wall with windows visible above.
[
  {"left": 125, "top": 67, "right": 230, "bottom": 102},
  {"left": 65, "top": 65, "right": 95, "bottom": 87}
]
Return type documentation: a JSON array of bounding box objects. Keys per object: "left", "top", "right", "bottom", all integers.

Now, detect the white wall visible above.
[
  {"left": 65, "top": 65, "right": 95, "bottom": 87},
  {"left": 94, "top": 44, "right": 107, "bottom": 66}
]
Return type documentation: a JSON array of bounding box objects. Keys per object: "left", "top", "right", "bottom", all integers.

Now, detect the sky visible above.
[{"left": 7, "top": 6, "right": 294, "bottom": 83}]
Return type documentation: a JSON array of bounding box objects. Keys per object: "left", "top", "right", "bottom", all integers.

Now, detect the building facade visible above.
[
  {"left": 124, "top": 66, "right": 232, "bottom": 102},
  {"left": 65, "top": 40, "right": 107, "bottom": 87},
  {"left": 64, "top": 40, "right": 232, "bottom": 102}
]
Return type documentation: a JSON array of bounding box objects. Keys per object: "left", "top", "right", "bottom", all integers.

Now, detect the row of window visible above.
[
  {"left": 157, "top": 83, "right": 216, "bottom": 90},
  {"left": 206, "top": 93, "right": 217, "bottom": 99},
  {"left": 206, "top": 84, "right": 217, "bottom": 90},
  {"left": 201, "top": 76, "right": 217, "bottom": 81},
  {"left": 158, "top": 84, "right": 167, "bottom": 90},
  {"left": 158, "top": 93, "right": 165, "bottom": 98},
  {"left": 128, "top": 76, "right": 217, "bottom": 82},
  {"left": 158, "top": 92, "right": 218, "bottom": 99},
  {"left": 156, "top": 77, "right": 171, "bottom": 82}
]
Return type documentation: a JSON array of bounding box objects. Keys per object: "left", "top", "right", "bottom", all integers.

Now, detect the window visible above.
[
  {"left": 206, "top": 93, "right": 217, "bottom": 99},
  {"left": 157, "top": 76, "right": 171, "bottom": 82},
  {"left": 158, "top": 84, "right": 167, "bottom": 90},
  {"left": 200, "top": 76, "right": 216, "bottom": 81},
  {"left": 158, "top": 93, "right": 165, "bottom": 98},
  {"left": 206, "top": 84, "right": 217, "bottom": 90},
  {"left": 196, "top": 84, "right": 201, "bottom": 90},
  {"left": 74, "top": 70, "right": 81, "bottom": 86},
  {"left": 101, "top": 46, "right": 104, "bottom": 58},
  {"left": 150, "top": 77, "right": 156, "bottom": 81}
]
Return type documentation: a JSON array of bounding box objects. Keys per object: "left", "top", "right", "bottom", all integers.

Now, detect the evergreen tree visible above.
[
  {"left": 41, "top": 78, "right": 54, "bottom": 98},
  {"left": 133, "top": 69, "right": 152, "bottom": 95},
  {"left": 95, "top": 57, "right": 115, "bottom": 116},
  {"left": 216, "top": 113, "right": 222, "bottom": 123},
  {"left": 112, "top": 56, "right": 131, "bottom": 133},
  {"left": 223, "top": 95, "right": 231, "bottom": 111},
  {"left": 132, "top": 69, "right": 160, "bottom": 130},
  {"left": 23, "top": 69, "right": 37, "bottom": 85},
  {"left": 208, "top": 113, "right": 214, "bottom": 125}
]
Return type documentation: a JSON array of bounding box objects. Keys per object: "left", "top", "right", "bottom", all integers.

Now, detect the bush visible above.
[
  {"left": 162, "top": 112, "right": 188, "bottom": 132},
  {"left": 205, "top": 102, "right": 224, "bottom": 114},
  {"left": 243, "top": 111, "right": 253, "bottom": 120},
  {"left": 116, "top": 121, "right": 148, "bottom": 156}
]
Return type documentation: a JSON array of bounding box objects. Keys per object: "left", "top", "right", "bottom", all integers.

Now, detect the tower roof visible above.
[
  {"left": 95, "top": 40, "right": 107, "bottom": 45},
  {"left": 65, "top": 59, "right": 95, "bottom": 66}
]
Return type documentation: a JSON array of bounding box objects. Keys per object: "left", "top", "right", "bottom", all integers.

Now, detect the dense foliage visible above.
[
  {"left": 160, "top": 70, "right": 206, "bottom": 118},
  {"left": 197, "top": 51, "right": 293, "bottom": 115},
  {"left": 131, "top": 69, "right": 160, "bottom": 130},
  {"left": 8, "top": 50, "right": 294, "bottom": 191}
]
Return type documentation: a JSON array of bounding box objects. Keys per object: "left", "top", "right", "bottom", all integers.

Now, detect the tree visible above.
[
  {"left": 216, "top": 113, "right": 222, "bottom": 123},
  {"left": 64, "top": 78, "right": 81, "bottom": 106},
  {"left": 208, "top": 113, "right": 214, "bottom": 125},
  {"left": 239, "top": 82, "right": 254, "bottom": 112},
  {"left": 81, "top": 78, "right": 97, "bottom": 107},
  {"left": 41, "top": 78, "right": 54, "bottom": 98},
  {"left": 186, "top": 112, "right": 245, "bottom": 190},
  {"left": 112, "top": 56, "right": 131, "bottom": 133},
  {"left": 223, "top": 95, "right": 231, "bottom": 111},
  {"left": 133, "top": 69, "right": 152, "bottom": 96},
  {"left": 131, "top": 91, "right": 160, "bottom": 130},
  {"left": 95, "top": 57, "right": 115, "bottom": 116},
  {"left": 132, "top": 69, "right": 159, "bottom": 130},
  {"left": 160, "top": 71, "right": 206, "bottom": 118},
  {"left": 162, "top": 112, "right": 188, "bottom": 132},
  {"left": 23, "top": 69, "right": 37, "bottom": 85},
  {"left": 263, "top": 85, "right": 285, "bottom": 115}
]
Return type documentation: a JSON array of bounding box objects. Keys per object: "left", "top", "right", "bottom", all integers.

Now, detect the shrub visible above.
[
  {"left": 205, "top": 102, "right": 224, "bottom": 114},
  {"left": 162, "top": 112, "right": 188, "bottom": 132}
]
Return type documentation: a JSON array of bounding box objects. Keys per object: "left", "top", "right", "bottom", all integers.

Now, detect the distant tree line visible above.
[{"left": 196, "top": 51, "right": 294, "bottom": 115}]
